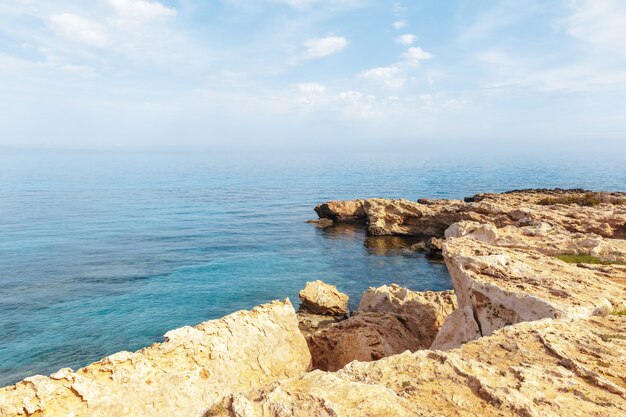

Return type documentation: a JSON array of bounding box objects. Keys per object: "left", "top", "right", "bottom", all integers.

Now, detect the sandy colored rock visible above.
[
  {"left": 445, "top": 220, "right": 626, "bottom": 263},
  {"left": 299, "top": 280, "right": 349, "bottom": 316},
  {"left": 358, "top": 284, "right": 456, "bottom": 348},
  {"left": 315, "top": 189, "right": 626, "bottom": 239},
  {"left": 443, "top": 230, "right": 625, "bottom": 339},
  {"left": 314, "top": 200, "right": 366, "bottom": 224},
  {"left": 296, "top": 310, "right": 345, "bottom": 337},
  {"left": 207, "top": 315, "right": 626, "bottom": 417},
  {"left": 430, "top": 305, "right": 481, "bottom": 350},
  {"left": 306, "top": 312, "right": 420, "bottom": 372},
  {"left": 0, "top": 300, "right": 311, "bottom": 417}
]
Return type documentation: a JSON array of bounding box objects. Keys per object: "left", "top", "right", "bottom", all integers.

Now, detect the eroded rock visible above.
[
  {"left": 299, "top": 280, "right": 349, "bottom": 316},
  {"left": 207, "top": 315, "right": 626, "bottom": 417},
  {"left": 358, "top": 284, "right": 456, "bottom": 348},
  {"left": 0, "top": 300, "right": 311, "bottom": 417},
  {"left": 305, "top": 312, "right": 420, "bottom": 372}
]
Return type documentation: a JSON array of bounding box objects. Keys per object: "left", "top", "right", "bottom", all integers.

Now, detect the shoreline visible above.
[{"left": 1, "top": 188, "right": 625, "bottom": 416}]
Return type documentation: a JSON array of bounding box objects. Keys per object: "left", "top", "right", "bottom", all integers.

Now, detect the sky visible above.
[{"left": 1, "top": 0, "right": 625, "bottom": 152}]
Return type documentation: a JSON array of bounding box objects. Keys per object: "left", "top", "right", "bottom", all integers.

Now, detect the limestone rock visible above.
[
  {"left": 314, "top": 200, "right": 366, "bottom": 224},
  {"left": 358, "top": 284, "right": 456, "bottom": 348},
  {"left": 296, "top": 310, "right": 345, "bottom": 338},
  {"left": 306, "top": 312, "right": 420, "bottom": 372},
  {"left": 442, "top": 234, "right": 625, "bottom": 338},
  {"left": 207, "top": 315, "right": 626, "bottom": 417},
  {"left": 315, "top": 189, "right": 626, "bottom": 239},
  {"left": 430, "top": 305, "right": 481, "bottom": 350},
  {"left": 0, "top": 300, "right": 311, "bottom": 417},
  {"left": 299, "top": 280, "right": 349, "bottom": 316}
]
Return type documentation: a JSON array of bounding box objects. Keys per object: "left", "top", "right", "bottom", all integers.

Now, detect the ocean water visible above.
[{"left": 1, "top": 151, "right": 625, "bottom": 386}]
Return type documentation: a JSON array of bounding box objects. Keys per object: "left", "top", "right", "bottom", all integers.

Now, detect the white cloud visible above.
[
  {"left": 274, "top": 0, "right": 359, "bottom": 8},
  {"left": 298, "top": 82, "right": 326, "bottom": 93},
  {"left": 107, "top": 0, "right": 177, "bottom": 22},
  {"left": 300, "top": 36, "right": 348, "bottom": 60},
  {"left": 392, "top": 20, "right": 407, "bottom": 30},
  {"left": 358, "top": 65, "right": 405, "bottom": 89},
  {"left": 395, "top": 34, "right": 416, "bottom": 45},
  {"left": 401, "top": 47, "right": 432, "bottom": 65},
  {"left": 47, "top": 13, "right": 108, "bottom": 47},
  {"left": 358, "top": 45, "right": 432, "bottom": 89},
  {"left": 564, "top": 0, "right": 626, "bottom": 59}
]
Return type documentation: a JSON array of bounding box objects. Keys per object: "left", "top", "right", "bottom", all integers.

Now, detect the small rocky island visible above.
[{"left": 1, "top": 189, "right": 625, "bottom": 416}]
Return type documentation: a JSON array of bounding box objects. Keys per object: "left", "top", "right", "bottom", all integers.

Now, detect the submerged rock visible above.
[
  {"left": 298, "top": 280, "right": 349, "bottom": 316},
  {"left": 0, "top": 300, "right": 311, "bottom": 417}
]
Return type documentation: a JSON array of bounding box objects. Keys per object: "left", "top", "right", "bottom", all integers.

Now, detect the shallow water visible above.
[{"left": 0, "top": 151, "right": 624, "bottom": 386}]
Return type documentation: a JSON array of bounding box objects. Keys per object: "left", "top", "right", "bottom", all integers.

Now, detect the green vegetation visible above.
[
  {"left": 612, "top": 308, "right": 626, "bottom": 316},
  {"left": 537, "top": 193, "right": 601, "bottom": 206},
  {"left": 555, "top": 254, "right": 626, "bottom": 266}
]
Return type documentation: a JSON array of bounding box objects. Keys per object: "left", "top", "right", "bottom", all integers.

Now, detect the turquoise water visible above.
[{"left": 1, "top": 151, "right": 625, "bottom": 386}]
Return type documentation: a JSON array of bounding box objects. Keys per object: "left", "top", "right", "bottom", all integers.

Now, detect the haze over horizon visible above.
[{"left": 1, "top": 0, "right": 625, "bottom": 152}]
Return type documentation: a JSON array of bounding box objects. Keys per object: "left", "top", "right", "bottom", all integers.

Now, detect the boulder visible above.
[
  {"left": 314, "top": 200, "right": 366, "bottom": 224},
  {"left": 298, "top": 280, "right": 349, "bottom": 316},
  {"left": 358, "top": 284, "right": 456, "bottom": 348},
  {"left": 0, "top": 300, "right": 311, "bottom": 417},
  {"left": 305, "top": 312, "right": 420, "bottom": 372}
]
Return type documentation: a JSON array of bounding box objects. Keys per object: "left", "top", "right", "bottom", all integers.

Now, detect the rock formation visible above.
[
  {"left": 358, "top": 284, "right": 456, "bottom": 348},
  {"left": 0, "top": 300, "right": 311, "bottom": 417},
  {"left": 298, "top": 280, "right": 349, "bottom": 316},
  {"left": 208, "top": 315, "right": 626, "bottom": 417},
  {"left": 315, "top": 189, "right": 626, "bottom": 239},
  {"left": 305, "top": 312, "right": 420, "bottom": 372}
]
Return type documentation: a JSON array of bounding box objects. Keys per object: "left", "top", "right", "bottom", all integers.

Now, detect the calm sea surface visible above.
[{"left": 1, "top": 151, "right": 625, "bottom": 385}]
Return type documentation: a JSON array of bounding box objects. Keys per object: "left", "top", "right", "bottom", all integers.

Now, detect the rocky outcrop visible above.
[
  {"left": 299, "top": 280, "right": 349, "bottom": 316},
  {"left": 208, "top": 315, "right": 626, "bottom": 417},
  {"left": 315, "top": 189, "right": 626, "bottom": 239},
  {"left": 306, "top": 312, "right": 420, "bottom": 372},
  {"left": 0, "top": 300, "right": 311, "bottom": 417},
  {"left": 358, "top": 284, "right": 456, "bottom": 348},
  {"left": 314, "top": 200, "right": 366, "bottom": 224},
  {"left": 438, "top": 223, "right": 625, "bottom": 348}
]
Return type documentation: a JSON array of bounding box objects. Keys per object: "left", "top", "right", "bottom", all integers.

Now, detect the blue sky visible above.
[{"left": 1, "top": 0, "right": 625, "bottom": 151}]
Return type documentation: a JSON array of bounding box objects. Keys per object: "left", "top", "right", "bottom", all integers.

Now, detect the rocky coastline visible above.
[{"left": 1, "top": 189, "right": 625, "bottom": 416}]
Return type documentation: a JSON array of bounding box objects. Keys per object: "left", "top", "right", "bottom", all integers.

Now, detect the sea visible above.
[{"left": 1, "top": 150, "right": 625, "bottom": 386}]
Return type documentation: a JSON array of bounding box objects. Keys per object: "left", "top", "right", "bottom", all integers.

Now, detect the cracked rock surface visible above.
[{"left": 0, "top": 300, "right": 311, "bottom": 417}]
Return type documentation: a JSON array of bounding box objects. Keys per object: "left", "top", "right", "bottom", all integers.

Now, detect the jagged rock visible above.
[
  {"left": 315, "top": 189, "right": 626, "bottom": 239},
  {"left": 430, "top": 305, "right": 481, "bottom": 350},
  {"left": 442, "top": 233, "right": 625, "bottom": 338},
  {"left": 358, "top": 284, "right": 456, "bottom": 348},
  {"left": 296, "top": 310, "right": 345, "bottom": 338},
  {"left": 207, "top": 315, "right": 626, "bottom": 417},
  {"left": 445, "top": 220, "right": 626, "bottom": 263},
  {"left": 298, "top": 280, "right": 349, "bottom": 316},
  {"left": 0, "top": 300, "right": 311, "bottom": 417},
  {"left": 307, "top": 312, "right": 422, "bottom": 372},
  {"left": 314, "top": 200, "right": 366, "bottom": 223}
]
